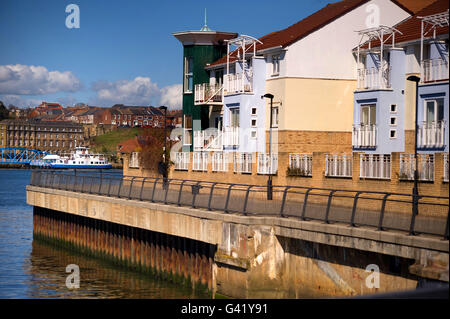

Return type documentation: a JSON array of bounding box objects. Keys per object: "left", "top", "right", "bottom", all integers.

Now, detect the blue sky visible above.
[{"left": 0, "top": 0, "right": 333, "bottom": 109}]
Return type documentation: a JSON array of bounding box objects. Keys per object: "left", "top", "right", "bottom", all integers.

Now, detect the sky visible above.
[{"left": 0, "top": 0, "right": 334, "bottom": 109}]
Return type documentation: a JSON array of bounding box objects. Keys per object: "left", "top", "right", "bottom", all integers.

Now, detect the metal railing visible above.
[
  {"left": 192, "top": 152, "right": 208, "bottom": 172},
  {"left": 421, "top": 58, "right": 449, "bottom": 83},
  {"left": 257, "top": 153, "right": 278, "bottom": 175},
  {"left": 212, "top": 152, "right": 229, "bottom": 172},
  {"left": 29, "top": 170, "right": 450, "bottom": 240},
  {"left": 233, "top": 152, "right": 252, "bottom": 174},
  {"left": 173, "top": 152, "right": 189, "bottom": 171},
  {"left": 194, "top": 83, "right": 223, "bottom": 105},
  {"left": 288, "top": 153, "right": 312, "bottom": 176},
  {"left": 399, "top": 153, "right": 434, "bottom": 181},
  {"left": 360, "top": 154, "right": 391, "bottom": 179},
  {"left": 357, "top": 66, "right": 391, "bottom": 90},
  {"left": 325, "top": 153, "right": 353, "bottom": 178},
  {"left": 352, "top": 124, "right": 377, "bottom": 149},
  {"left": 418, "top": 120, "right": 446, "bottom": 149}
]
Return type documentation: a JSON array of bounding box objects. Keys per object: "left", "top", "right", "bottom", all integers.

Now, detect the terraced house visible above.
[{"left": 353, "top": 0, "right": 448, "bottom": 182}]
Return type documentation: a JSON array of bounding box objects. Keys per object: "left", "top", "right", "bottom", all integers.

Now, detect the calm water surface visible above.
[{"left": 0, "top": 169, "right": 209, "bottom": 299}]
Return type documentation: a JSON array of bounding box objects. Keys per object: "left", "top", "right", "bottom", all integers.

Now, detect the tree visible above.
[{"left": 0, "top": 101, "right": 9, "bottom": 120}]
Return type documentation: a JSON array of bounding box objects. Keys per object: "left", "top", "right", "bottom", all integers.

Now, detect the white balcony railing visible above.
[
  {"left": 212, "top": 152, "right": 229, "bottom": 172},
  {"left": 183, "top": 129, "right": 192, "bottom": 146},
  {"left": 418, "top": 121, "right": 446, "bottom": 149},
  {"left": 325, "top": 153, "right": 352, "bottom": 177},
  {"left": 129, "top": 152, "right": 140, "bottom": 168},
  {"left": 352, "top": 124, "right": 377, "bottom": 148},
  {"left": 174, "top": 152, "right": 189, "bottom": 171},
  {"left": 360, "top": 154, "right": 391, "bottom": 179},
  {"left": 234, "top": 153, "right": 252, "bottom": 174},
  {"left": 194, "top": 127, "right": 239, "bottom": 151},
  {"left": 223, "top": 127, "right": 239, "bottom": 147},
  {"left": 194, "top": 83, "right": 223, "bottom": 105},
  {"left": 288, "top": 153, "right": 313, "bottom": 176},
  {"left": 194, "top": 129, "right": 222, "bottom": 151},
  {"left": 192, "top": 152, "right": 208, "bottom": 172},
  {"left": 224, "top": 73, "right": 252, "bottom": 95},
  {"left": 399, "top": 153, "right": 434, "bottom": 181},
  {"left": 444, "top": 153, "right": 449, "bottom": 182},
  {"left": 257, "top": 153, "right": 278, "bottom": 175},
  {"left": 421, "top": 58, "right": 449, "bottom": 83},
  {"left": 357, "top": 67, "right": 391, "bottom": 90}
]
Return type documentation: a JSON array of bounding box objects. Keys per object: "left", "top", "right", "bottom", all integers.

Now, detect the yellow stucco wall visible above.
[{"left": 265, "top": 77, "right": 356, "bottom": 132}]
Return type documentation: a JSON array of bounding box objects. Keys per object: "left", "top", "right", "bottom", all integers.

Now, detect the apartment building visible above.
[
  {"left": 173, "top": 0, "right": 419, "bottom": 176},
  {"left": 353, "top": 0, "right": 448, "bottom": 180},
  {"left": 0, "top": 119, "right": 85, "bottom": 154}
]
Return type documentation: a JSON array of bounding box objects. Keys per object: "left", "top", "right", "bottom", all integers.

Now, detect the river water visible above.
[{"left": 0, "top": 169, "right": 209, "bottom": 299}]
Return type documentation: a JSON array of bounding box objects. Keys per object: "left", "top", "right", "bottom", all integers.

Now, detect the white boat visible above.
[{"left": 40, "top": 147, "right": 112, "bottom": 169}]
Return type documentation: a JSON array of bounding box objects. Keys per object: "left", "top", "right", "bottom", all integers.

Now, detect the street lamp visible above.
[
  {"left": 159, "top": 105, "right": 168, "bottom": 188},
  {"left": 407, "top": 75, "right": 420, "bottom": 235},
  {"left": 262, "top": 93, "right": 274, "bottom": 200}
]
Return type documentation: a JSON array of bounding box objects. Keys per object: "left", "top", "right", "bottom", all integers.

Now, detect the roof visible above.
[
  {"left": 209, "top": 0, "right": 373, "bottom": 67},
  {"left": 208, "top": 0, "right": 431, "bottom": 69},
  {"left": 359, "top": 0, "right": 449, "bottom": 49},
  {"left": 118, "top": 136, "right": 140, "bottom": 153},
  {"left": 395, "top": 0, "right": 438, "bottom": 14}
]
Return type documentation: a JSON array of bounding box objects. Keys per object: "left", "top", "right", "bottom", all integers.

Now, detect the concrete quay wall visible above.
[{"left": 27, "top": 185, "right": 449, "bottom": 298}]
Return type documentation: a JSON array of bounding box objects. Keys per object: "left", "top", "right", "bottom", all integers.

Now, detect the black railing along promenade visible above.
[{"left": 29, "top": 170, "right": 450, "bottom": 240}]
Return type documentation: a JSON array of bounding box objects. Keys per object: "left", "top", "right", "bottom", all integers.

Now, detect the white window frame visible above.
[
  {"left": 272, "top": 55, "right": 280, "bottom": 76},
  {"left": 184, "top": 56, "right": 194, "bottom": 93},
  {"left": 389, "top": 116, "right": 397, "bottom": 126},
  {"left": 389, "top": 129, "right": 397, "bottom": 139}
]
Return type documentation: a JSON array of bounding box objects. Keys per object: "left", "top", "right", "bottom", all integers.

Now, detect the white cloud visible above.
[
  {"left": 91, "top": 77, "right": 182, "bottom": 109},
  {"left": 0, "top": 95, "right": 42, "bottom": 108},
  {"left": 91, "top": 76, "right": 160, "bottom": 106},
  {"left": 0, "top": 64, "right": 82, "bottom": 95},
  {"left": 160, "top": 84, "right": 182, "bottom": 110}
]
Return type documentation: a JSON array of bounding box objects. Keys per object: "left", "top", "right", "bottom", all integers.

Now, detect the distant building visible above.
[{"left": 0, "top": 119, "right": 85, "bottom": 154}]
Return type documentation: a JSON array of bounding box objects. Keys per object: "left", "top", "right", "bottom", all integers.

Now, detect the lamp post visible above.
[
  {"left": 159, "top": 105, "right": 168, "bottom": 188},
  {"left": 407, "top": 75, "right": 420, "bottom": 235},
  {"left": 262, "top": 93, "right": 274, "bottom": 200}
]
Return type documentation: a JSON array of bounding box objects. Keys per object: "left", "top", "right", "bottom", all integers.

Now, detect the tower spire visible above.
[{"left": 200, "top": 8, "right": 212, "bottom": 32}]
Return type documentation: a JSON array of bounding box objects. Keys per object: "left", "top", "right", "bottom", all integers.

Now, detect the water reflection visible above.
[
  {"left": 0, "top": 169, "right": 209, "bottom": 299},
  {"left": 26, "top": 237, "right": 208, "bottom": 299}
]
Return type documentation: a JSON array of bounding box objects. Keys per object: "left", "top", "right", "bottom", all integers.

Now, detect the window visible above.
[
  {"left": 424, "top": 98, "right": 444, "bottom": 124},
  {"left": 390, "top": 104, "right": 397, "bottom": 113},
  {"left": 271, "top": 106, "right": 279, "bottom": 127},
  {"left": 251, "top": 131, "right": 257, "bottom": 139},
  {"left": 390, "top": 117, "right": 397, "bottom": 126},
  {"left": 251, "top": 107, "right": 257, "bottom": 115},
  {"left": 361, "top": 104, "right": 376, "bottom": 126},
  {"left": 272, "top": 55, "right": 280, "bottom": 75},
  {"left": 251, "top": 119, "right": 257, "bottom": 127},
  {"left": 184, "top": 56, "right": 194, "bottom": 93},
  {"left": 390, "top": 129, "right": 397, "bottom": 139},
  {"left": 230, "top": 108, "right": 240, "bottom": 127}
]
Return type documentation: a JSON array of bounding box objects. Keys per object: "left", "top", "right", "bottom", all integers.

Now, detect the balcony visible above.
[
  {"left": 421, "top": 58, "right": 449, "bottom": 83},
  {"left": 399, "top": 153, "right": 434, "bottom": 181},
  {"left": 173, "top": 152, "right": 189, "bottom": 171},
  {"left": 352, "top": 124, "right": 377, "bottom": 149},
  {"left": 325, "top": 153, "right": 352, "bottom": 178},
  {"left": 257, "top": 153, "right": 278, "bottom": 175},
  {"left": 224, "top": 73, "right": 253, "bottom": 95},
  {"left": 360, "top": 154, "right": 391, "bottom": 180},
  {"left": 193, "top": 127, "right": 239, "bottom": 151},
  {"left": 288, "top": 153, "right": 312, "bottom": 177},
  {"left": 357, "top": 67, "right": 391, "bottom": 90},
  {"left": 418, "top": 121, "right": 446, "bottom": 149},
  {"left": 194, "top": 83, "right": 223, "bottom": 105},
  {"left": 234, "top": 152, "right": 252, "bottom": 174}
]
